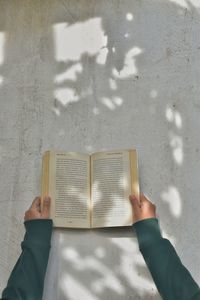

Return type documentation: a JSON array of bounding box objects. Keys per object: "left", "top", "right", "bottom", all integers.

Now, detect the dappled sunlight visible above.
[
  {"left": 166, "top": 106, "right": 183, "bottom": 165},
  {"left": 53, "top": 17, "right": 108, "bottom": 109},
  {"left": 166, "top": 106, "right": 182, "bottom": 129},
  {"left": 54, "top": 86, "right": 92, "bottom": 107},
  {"left": 169, "top": 0, "right": 200, "bottom": 8},
  {"left": 169, "top": 132, "right": 183, "bottom": 164},
  {"left": 112, "top": 47, "right": 143, "bottom": 79},
  {"left": 61, "top": 247, "right": 125, "bottom": 295},
  {"left": 111, "top": 238, "right": 158, "bottom": 295},
  {"left": 55, "top": 63, "right": 83, "bottom": 83},
  {"left": 161, "top": 186, "right": 182, "bottom": 217},
  {"left": 190, "top": 0, "right": 200, "bottom": 6},
  {"left": 126, "top": 13, "right": 134, "bottom": 21},
  {"left": 2, "top": 0, "right": 200, "bottom": 298},
  {"left": 94, "top": 247, "right": 106, "bottom": 259},
  {"left": 92, "top": 181, "right": 102, "bottom": 203},
  {"left": 53, "top": 19, "right": 107, "bottom": 61},
  {"left": 106, "top": 194, "right": 132, "bottom": 223},
  {"left": 60, "top": 273, "right": 99, "bottom": 300},
  {"left": 54, "top": 87, "right": 79, "bottom": 105},
  {"left": 96, "top": 47, "right": 108, "bottom": 65},
  {"left": 169, "top": 0, "right": 189, "bottom": 8},
  {"left": 119, "top": 176, "right": 128, "bottom": 190},
  {"left": 101, "top": 96, "right": 123, "bottom": 110}
]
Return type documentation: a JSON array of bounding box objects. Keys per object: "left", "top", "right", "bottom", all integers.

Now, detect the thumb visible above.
[
  {"left": 42, "top": 196, "right": 51, "bottom": 217},
  {"left": 140, "top": 193, "right": 154, "bottom": 205}
]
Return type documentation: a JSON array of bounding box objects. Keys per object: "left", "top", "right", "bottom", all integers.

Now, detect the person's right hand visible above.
[
  {"left": 129, "top": 194, "right": 156, "bottom": 223},
  {"left": 24, "top": 196, "right": 51, "bottom": 221}
]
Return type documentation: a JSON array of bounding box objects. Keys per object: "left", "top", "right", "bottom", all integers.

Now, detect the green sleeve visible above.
[
  {"left": 1, "top": 219, "right": 53, "bottom": 300},
  {"left": 133, "top": 218, "right": 200, "bottom": 300}
]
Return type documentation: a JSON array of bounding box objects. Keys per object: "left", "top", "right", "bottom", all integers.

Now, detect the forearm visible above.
[
  {"left": 134, "top": 218, "right": 200, "bottom": 300},
  {"left": 1, "top": 219, "right": 53, "bottom": 300}
]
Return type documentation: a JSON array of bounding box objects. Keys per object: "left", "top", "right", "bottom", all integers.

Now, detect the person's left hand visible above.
[{"left": 24, "top": 196, "right": 51, "bottom": 221}]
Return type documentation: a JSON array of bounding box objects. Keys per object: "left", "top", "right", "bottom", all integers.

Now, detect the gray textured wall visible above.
[{"left": 1, "top": 0, "right": 200, "bottom": 299}]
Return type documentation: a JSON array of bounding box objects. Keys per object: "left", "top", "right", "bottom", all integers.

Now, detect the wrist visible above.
[
  {"left": 133, "top": 218, "right": 162, "bottom": 249},
  {"left": 23, "top": 219, "right": 53, "bottom": 245}
]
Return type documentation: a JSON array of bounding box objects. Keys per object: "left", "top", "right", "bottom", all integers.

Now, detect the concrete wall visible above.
[{"left": 1, "top": 0, "right": 200, "bottom": 299}]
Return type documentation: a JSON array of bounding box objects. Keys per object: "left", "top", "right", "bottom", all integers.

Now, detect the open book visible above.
[{"left": 41, "top": 149, "right": 139, "bottom": 228}]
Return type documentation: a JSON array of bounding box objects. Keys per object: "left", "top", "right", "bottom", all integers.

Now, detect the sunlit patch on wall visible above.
[
  {"left": 111, "top": 238, "right": 158, "bottom": 296},
  {"left": 169, "top": 0, "right": 188, "bottom": 8},
  {"left": 101, "top": 97, "right": 123, "bottom": 110},
  {"left": 169, "top": 0, "right": 200, "bottom": 8},
  {"left": 55, "top": 63, "right": 83, "bottom": 83},
  {"left": 166, "top": 106, "right": 173, "bottom": 122},
  {"left": 63, "top": 247, "right": 79, "bottom": 262},
  {"left": 62, "top": 247, "right": 125, "bottom": 295},
  {"left": 60, "top": 274, "right": 99, "bottom": 300},
  {"left": 161, "top": 186, "right": 182, "bottom": 217},
  {"left": 166, "top": 106, "right": 182, "bottom": 129},
  {"left": 53, "top": 18, "right": 107, "bottom": 62},
  {"left": 166, "top": 105, "right": 183, "bottom": 164},
  {"left": 119, "top": 176, "right": 128, "bottom": 189},
  {"left": 54, "top": 88, "right": 79, "bottom": 106},
  {"left": 96, "top": 47, "right": 108, "bottom": 65},
  {"left": 112, "top": 47, "right": 143, "bottom": 79},
  {"left": 126, "top": 13, "right": 134, "bottom": 21},
  {"left": 94, "top": 247, "right": 105, "bottom": 259},
  {"left": 190, "top": 0, "right": 200, "bottom": 7},
  {"left": 169, "top": 133, "right": 183, "bottom": 164}
]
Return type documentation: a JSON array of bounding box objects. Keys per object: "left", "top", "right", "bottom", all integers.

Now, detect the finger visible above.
[
  {"left": 129, "top": 194, "right": 141, "bottom": 211},
  {"left": 42, "top": 196, "right": 51, "bottom": 217},
  {"left": 29, "top": 197, "right": 41, "bottom": 210}
]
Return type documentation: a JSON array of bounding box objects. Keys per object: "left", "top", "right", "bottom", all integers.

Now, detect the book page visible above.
[
  {"left": 91, "top": 150, "right": 136, "bottom": 228},
  {"left": 48, "top": 151, "right": 90, "bottom": 228}
]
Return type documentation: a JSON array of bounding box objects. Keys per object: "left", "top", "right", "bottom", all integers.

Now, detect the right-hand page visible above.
[{"left": 91, "top": 149, "right": 139, "bottom": 228}]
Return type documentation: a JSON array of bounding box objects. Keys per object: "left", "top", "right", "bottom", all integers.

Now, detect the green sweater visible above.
[{"left": 1, "top": 217, "right": 200, "bottom": 300}]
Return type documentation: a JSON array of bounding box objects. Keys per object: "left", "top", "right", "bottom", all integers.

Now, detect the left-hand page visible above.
[{"left": 41, "top": 151, "right": 91, "bottom": 228}]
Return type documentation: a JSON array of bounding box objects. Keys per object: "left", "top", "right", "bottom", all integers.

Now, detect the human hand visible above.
[
  {"left": 24, "top": 196, "right": 51, "bottom": 221},
  {"left": 129, "top": 193, "right": 156, "bottom": 223}
]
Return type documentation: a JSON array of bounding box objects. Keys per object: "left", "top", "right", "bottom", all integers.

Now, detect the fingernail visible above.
[{"left": 44, "top": 196, "right": 50, "bottom": 202}]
